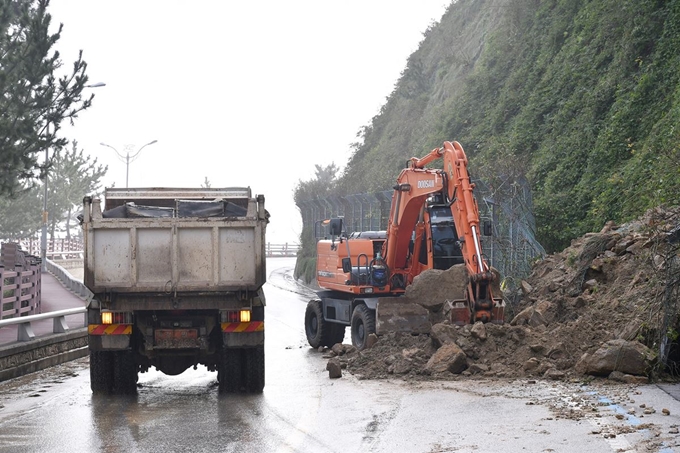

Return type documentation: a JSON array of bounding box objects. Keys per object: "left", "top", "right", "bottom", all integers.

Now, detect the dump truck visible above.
[
  {"left": 82, "top": 187, "right": 268, "bottom": 394},
  {"left": 305, "top": 141, "right": 504, "bottom": 350}
]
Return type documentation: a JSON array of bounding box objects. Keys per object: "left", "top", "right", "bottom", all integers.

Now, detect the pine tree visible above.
[
  {"left": 46, "top": 141, "right": 106, "bottom": 241},
  {"left": 0, "top": 0, "right": 94, "bottom": 196}
]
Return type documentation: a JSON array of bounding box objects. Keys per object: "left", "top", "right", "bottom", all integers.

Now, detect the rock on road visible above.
[{"left": 0, "top": 258, "right": 678, "bottom": 453}]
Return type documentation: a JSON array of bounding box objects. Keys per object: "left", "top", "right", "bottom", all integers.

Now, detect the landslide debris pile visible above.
[{"left": 323, "top": 206, "right": 680, "bottom": 382}]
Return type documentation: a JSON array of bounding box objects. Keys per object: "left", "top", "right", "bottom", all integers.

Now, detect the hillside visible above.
[{"left": 331, "top": 0, "right": 680, "bottom": 253}]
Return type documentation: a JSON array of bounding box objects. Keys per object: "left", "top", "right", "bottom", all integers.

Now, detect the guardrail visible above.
[
  {"left": 46, "top": 259, "right": 93, "bottom": 301},
  {"left": 0, "top": 256, "right": 91, "bottom": 383},
  {"left": 266, "top": 242, "right": 299, "bottom": 257},
  {"left": 0, "top": 307, "right": 87, "bottom": 341}
]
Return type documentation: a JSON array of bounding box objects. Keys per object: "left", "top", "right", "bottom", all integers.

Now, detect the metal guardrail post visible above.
[
  {"left": 0, "top": 307, "right": 88, "bottom": 341},
  {"left": 53, "top": 315, "right": 69, "bottom": 333},
  {"left": 18, "top": 323, "right": 36, "bottom": 341}
]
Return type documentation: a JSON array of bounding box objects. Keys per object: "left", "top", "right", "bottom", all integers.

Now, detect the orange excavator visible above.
[{"left": 305, "top": 141, "right": 504, "bottom": 350}]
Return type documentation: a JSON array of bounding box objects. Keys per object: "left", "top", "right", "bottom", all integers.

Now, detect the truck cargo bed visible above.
[{"left": 82, "top": 187, "right": 267, "bottom": 295}]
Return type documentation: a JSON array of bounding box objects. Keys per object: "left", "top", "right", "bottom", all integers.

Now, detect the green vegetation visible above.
[
  {"left": 0, "top": 0, "right": 99, "bottom": 238},
  {"left": 302, "top": 0, "right": 680, "bottom": 253},
  {"left": 293, "top": 164, "right": 339, "bottom": 282},
  {"left": 0, "top": 141, "right": 106, "bottom": 239}
]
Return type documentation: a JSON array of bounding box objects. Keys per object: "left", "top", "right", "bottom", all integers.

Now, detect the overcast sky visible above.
[{"left": 49, "top": 1, "right": 450, "bottom": 243}]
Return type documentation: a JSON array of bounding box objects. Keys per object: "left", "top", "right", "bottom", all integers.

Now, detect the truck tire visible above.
[
  {"left": 244, "top": 346, "right": 265, "bottom": 393},
  {"left": 219, "top": 348, "right": 243, "bottom": 393},
  {"left": 113, "top": 351, "right": 138, "bottom": 394},
  {"left": 351, "top": 304, "right": 376, "bottom": 351},
  {"left": 90, "top": 351, "right": 113, "bottom": 394},
  {"left": 305, "top": 299, "right": 337, "bottom": 348}
]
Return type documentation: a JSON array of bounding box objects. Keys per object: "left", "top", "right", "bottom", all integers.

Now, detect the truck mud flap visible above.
[
  {"left": 222, "top": 321, "right": 264, "bottom": 347},
  {"left": 88, "top": 324, "right": 132, "bottom": 350}
]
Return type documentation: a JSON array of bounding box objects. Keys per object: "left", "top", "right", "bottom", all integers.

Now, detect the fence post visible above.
[
  {"left": 14, "top": 264, "right": 22, "bottom": 317},
  {"left": 30, "top": 266, "right": 39, "bottom": 315}
]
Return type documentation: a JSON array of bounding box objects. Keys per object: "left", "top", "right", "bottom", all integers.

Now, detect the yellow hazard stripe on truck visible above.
[
  {"left": 88, "top": 324, "right": 132, "bottom": 335},
  {"left": 221, "top": 321, "right": 264, "bottom": 333}
]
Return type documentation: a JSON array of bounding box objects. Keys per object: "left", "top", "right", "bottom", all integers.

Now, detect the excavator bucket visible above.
[
  {"left": 375, "top": 297, "right": 431, "bottom": 335},
  {"left": 374, "top": 264, "right": 505, "bottom": 334}
]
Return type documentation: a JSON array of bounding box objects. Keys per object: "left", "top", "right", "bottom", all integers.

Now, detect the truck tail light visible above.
[
  {"left": 101, "top": 311, "right": 132, "bottom": 324},
  {"left": 223, "top": 310, "right": 251, "bottom": 323}
]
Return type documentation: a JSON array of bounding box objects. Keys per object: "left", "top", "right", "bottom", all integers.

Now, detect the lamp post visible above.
[
  {"left": 100, "top": 140, "right": 158, "bottom": 188},
  {"left": 40, "top": 82, "right": 106, "bottom": 271}
]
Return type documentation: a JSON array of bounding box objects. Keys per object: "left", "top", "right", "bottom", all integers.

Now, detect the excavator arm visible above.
[
  {"left": 411, "top": 141, "right": 492, "bottom": 280},
  {"left": 384, "top": 141, "right": 501, "bottom": 323}
]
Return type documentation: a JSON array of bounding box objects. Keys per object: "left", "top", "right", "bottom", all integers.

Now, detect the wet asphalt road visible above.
[{"left": 1, "top": 258, "right": 679, "bottom": 453}]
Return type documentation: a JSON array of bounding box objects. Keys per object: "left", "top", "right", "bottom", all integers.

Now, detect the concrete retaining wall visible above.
[{"left": 0, "top": 329, "right": 88, "bottom": 383}]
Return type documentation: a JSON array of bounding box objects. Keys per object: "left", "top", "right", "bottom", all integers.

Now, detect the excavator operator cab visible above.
[{"left": 427, "top": 205, "right": 464, "bottom": 270}]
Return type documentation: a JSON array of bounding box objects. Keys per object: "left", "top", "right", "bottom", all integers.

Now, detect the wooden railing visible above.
[
  {"left": 0, "top": 243, "right": 41, "bottom": 321},
  {"left": 10, "top": 237, "right": 84, "bottom": 259}
]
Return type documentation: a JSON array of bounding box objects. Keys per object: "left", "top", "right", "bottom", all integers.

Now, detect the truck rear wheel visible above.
[
  {"left": 305, "top": 299, "right": 340, "bottom": 348},
  {"left": 244, "top": 346, "right": 265, "bottom": 393},
  {"left": 113, "top": 351, "right": 138, "bottom": 394},
  {"left": 90, "top": 351, "right": 113, "bottom": 394},
  {"left": 351, "top": 304, "right": 376, "bottom": 351},
  {"left": 219, "top": 348, "right": 243, "bottom": 393}
]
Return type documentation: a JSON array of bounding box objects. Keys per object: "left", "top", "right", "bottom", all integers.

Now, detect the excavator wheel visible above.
[
  {"left": 351, "top": 304, "right": 376, "bottom": 351},
  {"left": 305, "top": 299, "right": 339, "bottom": 348}
]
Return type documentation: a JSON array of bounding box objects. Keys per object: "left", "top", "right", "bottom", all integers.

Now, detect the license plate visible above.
[{"left": 155, "top": 329, "right": 198, "bottom": 341}]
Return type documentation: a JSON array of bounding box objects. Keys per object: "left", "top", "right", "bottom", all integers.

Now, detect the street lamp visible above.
[
  {"left": 100, "top": 140, "right": 158, "bottom": 188},
  {"left": 41, "top": 82, "right": 106, "bottom": 271}
]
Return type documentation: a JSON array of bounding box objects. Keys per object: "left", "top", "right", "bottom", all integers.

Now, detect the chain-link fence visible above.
[
  {"left": 296, "top": 177, "right": 545, "bottom": 281},
  {"left": 660, "top": 236, "right": 680, "bottom": 375}
]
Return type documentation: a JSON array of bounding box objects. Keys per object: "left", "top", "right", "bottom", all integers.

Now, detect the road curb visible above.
[{"left": 0, "top": 328, "right": 88, "bottom": 383}]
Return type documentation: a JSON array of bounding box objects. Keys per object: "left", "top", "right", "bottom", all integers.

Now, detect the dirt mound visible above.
[{"left": 324, "top": 206, "right": 680, "bottom": 382}]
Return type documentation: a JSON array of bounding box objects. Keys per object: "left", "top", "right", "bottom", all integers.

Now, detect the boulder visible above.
[
  {"left": 405, "top": 265, "right": 468, "bottom": 311},
  {"left": 326, "top": 359, "right": 342, "bottom": 379},
  {"left": 430, "top": 323, "right": 459, "bottom": 348},
  {"left": 523, "top": 357, "right": 540, "bottom": 372},
  {"left": 470, "top": 322, "right": 487, "bottom": 341},
  {"left": 510, "top": 306, "right": 546, "bottom": 327},
  {"left": 578, "top": 339, "right": 656, "bottom": 376},
  {"left": 425, "top": 343, "right": 467, "bottom": 374}
]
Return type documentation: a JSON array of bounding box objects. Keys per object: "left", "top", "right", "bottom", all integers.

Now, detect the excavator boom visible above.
[{"left": 383, "top": 140, "right": 500, "bottom": 323}]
